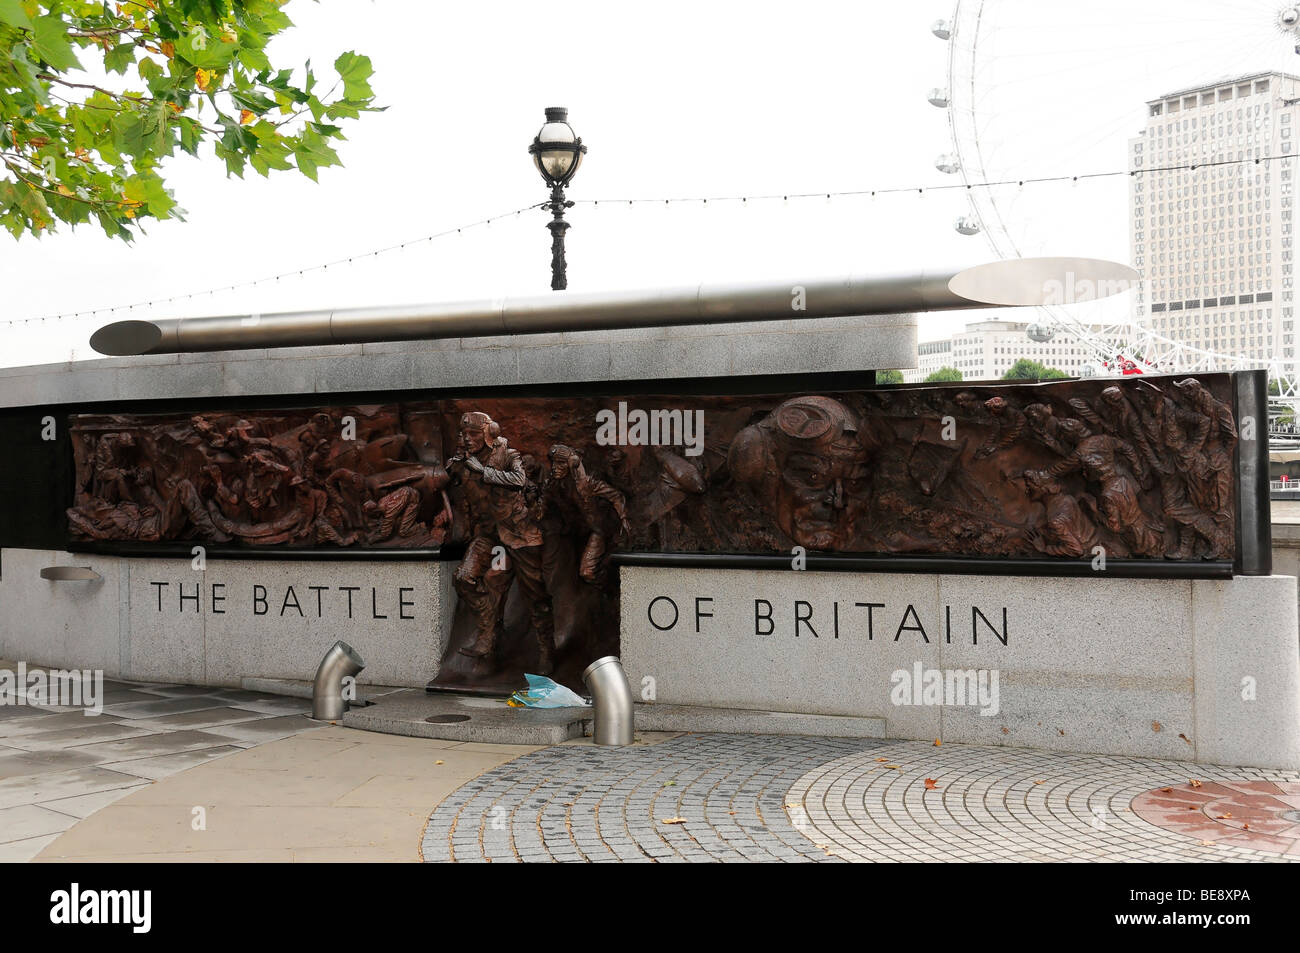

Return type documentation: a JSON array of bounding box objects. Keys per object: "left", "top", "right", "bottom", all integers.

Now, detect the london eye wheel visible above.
[{"left": 934, "top": 0, "right": 1300, "bottom": 421}]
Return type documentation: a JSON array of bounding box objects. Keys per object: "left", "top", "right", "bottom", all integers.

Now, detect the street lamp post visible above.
[{"left": 529, "top": 107, "right": 586, "bottom": 291}]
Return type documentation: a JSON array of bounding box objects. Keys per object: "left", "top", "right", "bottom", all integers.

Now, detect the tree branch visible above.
[{"left": 37, "top": 73, "right": 151, "bottom": 103}]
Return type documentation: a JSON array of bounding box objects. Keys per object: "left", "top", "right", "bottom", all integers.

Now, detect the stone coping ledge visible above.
[{"left": 0, "top": 312, "right": 917, "bottom": 409}]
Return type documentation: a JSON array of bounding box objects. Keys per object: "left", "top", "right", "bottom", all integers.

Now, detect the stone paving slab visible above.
[
  {"left": 0, "top": 748, "right": 106, "bottom": 779},
  {"left": 121, "top": 707, "right": 270, "bottom": 731},
  {"left": 0, "top": 705, "right": 61, "bottom": 724},
  {"left": 69, "top": 728, "right": 241, "bottom": 762},
  {"left": 0, "top": 710, "right": 128, "bottom": 737},
  {"left": 8, "top": 721, "right": 156, "bottom": 752},
  {"left": 100, "top": 697, "right": 230, "bottom": 719},
  {"left": 197, "top": 714, "right": 316, "bottom": 744}
]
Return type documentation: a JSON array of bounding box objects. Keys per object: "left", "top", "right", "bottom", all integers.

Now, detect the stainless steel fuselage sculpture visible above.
[{"left": 89, "top": 258, "right": 1139, "bottom": 356}]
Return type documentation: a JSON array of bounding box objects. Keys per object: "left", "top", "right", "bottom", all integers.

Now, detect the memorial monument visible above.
[{"left": 0, "top": 257, "right": 1294, "bottom": 769}]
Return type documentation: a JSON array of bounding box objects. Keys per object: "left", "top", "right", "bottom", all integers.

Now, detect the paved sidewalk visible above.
[
  {"left": 34, "top": 726, "right": 538, "bottom": 862},
  {"left": 422, "top": 734, "right": 1300, "bottom": 863},
  {"left": 9, "top": 663, "right": 1300, "bottom": 863},
  {"left": 0, "top": 665, "right": 318, "bottom": 862}
]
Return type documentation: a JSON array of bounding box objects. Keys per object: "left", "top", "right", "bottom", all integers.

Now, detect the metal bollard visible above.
[
  {"left": 582, "top": 656, "right": 634, "bottom": 746},
  {"left": 312, "top": 640, "right": 365, "bottom": 721}
]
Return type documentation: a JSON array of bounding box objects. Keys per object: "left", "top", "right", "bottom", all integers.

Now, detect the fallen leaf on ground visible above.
[
  {"left": 1216, "top": 812, "right": 1233, "bottom": 819},
  {"left": 1152, "top": 721, "right": 1162, "bottom": 732},
  {"left": 1159, "top": 787, "right": 1173, "bottom": 794},
  {"left": 1000, "top": 726, "right": 1009, "bottom": 734},
  {"left": 1189, "top": 779, "right": 1203, "bottom": 788},
  {"left": 924, "top": 778, "right": 940, "bottom": 790},
  {"left": 1033, "top": 780, "right": 1045, "bottom": 785},
  {"left": 1243, "top": 823, "right": 1251, "bottom": 830},
  {"left": 1179, "top": 733, "right": 1192, "bottom": 744},
  {"left": 661, "top": 817, "right": 687, "bottom": 825},
  {"left": 875, "top": 758, "right": 889, "bottom": 762},
  {"left": 933, "top": 739, "right": 941, "bottom": 746},
  {"left": 435, "top": 760, "right": 444, "bottom": 765},
  {"left": 884, "top": 764, "right": 900, "bottom": 770}
]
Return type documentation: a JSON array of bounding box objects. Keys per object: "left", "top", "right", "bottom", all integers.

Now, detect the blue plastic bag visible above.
[{"left": 507, "top": 673, "right": 590, "bottom": 709}]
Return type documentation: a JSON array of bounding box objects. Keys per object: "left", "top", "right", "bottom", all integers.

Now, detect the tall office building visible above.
[{"left": 1129, "top": 71, "right": 1300, "bottom": 374}]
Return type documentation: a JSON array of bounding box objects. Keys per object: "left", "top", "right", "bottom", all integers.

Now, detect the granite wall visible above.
[
  {"left": 621, "top": 565, "right": 1300, "bottom": 769},
  {"left": 0, "top": 547, "right": 453, "bottom": 688}
]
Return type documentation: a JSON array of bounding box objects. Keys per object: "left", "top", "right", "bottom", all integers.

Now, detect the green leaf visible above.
[
  {"left": 238, "top": 46, "right": 271, "bottom": 72},
  {"left": 325, "top": 101, "right": 361, "bottom": 120},
  {"left": 0, "top": 0, "right": 33, "bottom": 31},
  {"left": 176, "top": 116, "right": 200, "bottom": 155},
  {"left": 143, "top": 102, "right": 171, "bottom": 156},
  {"left": 110, "top": 112, "right": 145, "bottom": 159},
  {"left": 177, "top": 31, "right": 239, "bottom": 70},
  {"left": 333, "top": 51, "right": 374, "bottom": 101},
  {"left": 125, "top": 172, "right": 175, "bottom": 217},
  {"left": 104, "top": 42, "right": 135, "bottom": 75},
  {"left": 295, "top": 150, "right": 317, "bottom": 181},
  {"left": 31, "top": 16, "right": 81, "bottom": 72},
  {"left": 137, "top": 56, "right": 165, "bottom": 92},
  {"left": 229, "top": 89, "right": 276, "bottom": 113}
]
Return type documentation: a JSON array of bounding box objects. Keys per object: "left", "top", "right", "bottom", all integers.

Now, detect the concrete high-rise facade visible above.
[{"left": 1129, "top": 71, "right": 1300, "bottom": 373}]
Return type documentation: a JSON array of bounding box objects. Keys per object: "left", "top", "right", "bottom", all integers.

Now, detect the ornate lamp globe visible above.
[{"left": 530, "top": 107, "right": 586, "bottom": 187}]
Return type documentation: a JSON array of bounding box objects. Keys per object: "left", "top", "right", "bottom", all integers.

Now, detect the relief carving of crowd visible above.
[{"left": 67, "top": 374, "right": 1239, "bottom": 570}]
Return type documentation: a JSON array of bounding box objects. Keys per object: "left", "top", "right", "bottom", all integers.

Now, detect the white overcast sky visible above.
[{"left": 0, "top": 0, "right": 1293, "bottom": 367}]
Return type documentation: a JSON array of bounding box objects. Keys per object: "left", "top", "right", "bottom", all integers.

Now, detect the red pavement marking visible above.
[{"left": 1132, "top": 780, "right": 1300, "bottom": 854}]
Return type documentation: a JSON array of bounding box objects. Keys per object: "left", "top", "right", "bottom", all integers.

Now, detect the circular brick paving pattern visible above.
[
  {"left": 421, "top": 734, "right": 1300, "bottom": 863},
  {"left": 789, "top": 742, "right": 1300, "bottom": 862}
]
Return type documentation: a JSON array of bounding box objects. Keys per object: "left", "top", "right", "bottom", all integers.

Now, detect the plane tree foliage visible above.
[{"left": 0, "top": 0, "right": 377, "bottom": 239}]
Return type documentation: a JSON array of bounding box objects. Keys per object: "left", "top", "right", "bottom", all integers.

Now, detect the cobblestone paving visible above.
[
  {"left": 422, "top": 734, "right": 1300, "bottom": 863},
  {"left": 422, "top": 734, "right": 868, "bottom": 862},
  {"left": 789, "top": 741, "right": 1300, "bottom": 862}
]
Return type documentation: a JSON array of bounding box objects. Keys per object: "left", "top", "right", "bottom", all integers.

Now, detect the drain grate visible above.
[{"left": 425, "top": 713, "right": 472, "bottom": 724}]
